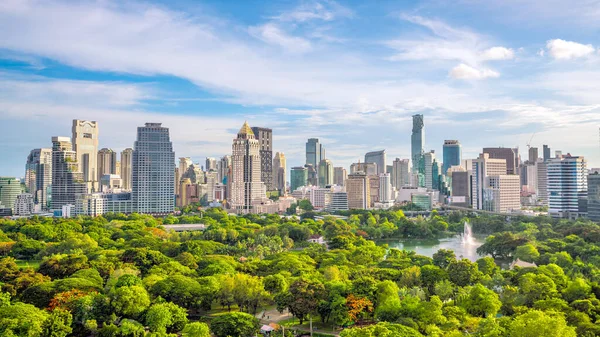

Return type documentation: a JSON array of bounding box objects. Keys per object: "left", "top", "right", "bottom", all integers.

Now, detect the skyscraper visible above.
[
  {"left": 333, "top": 167, "right": 347, "bottom": 187},
  {"left": 51, "top": 136, "right": 86, "bottom": 209},
  {"left": 120, "top": 148, "right": 133, "bottom": 191},
  {"left": 72, "top": 120, "right": 99, "bottom": 191},
  {"left": 536, "top": 160, "right": 548, "bottom": 205},
  {"left": 346, "top": 172, "right": 370, "bottom": 209},
  {"left": 179, "top": 157, "right": 193, "bottom": 177},
  {"left": 318, "top": 159, "right": 334, "bottom": 187},
  {"left": 97, "top": 148, "right": 118, "bottom": 182},
  {"left": 547, "top": 155, "right": 587, "bottom": 218},
  {"left": 251, "top": 127, "right": 274, "bottom": 191},
  {"left": 365, "top": 150, "right": 386, "bottom": 174},
  {"left": 205, "top": 157, "right": 217, "bottom": 171},
  {"left": 411, "top": 114, "right": 424, "bottom": 172},
  {"left": 528, "top": 147, "right": 539, "bottom": 163},
  {"left": 25, "top": 148, "right": 52, "bottom": 208},
  {"left": 273, "top": 152, "right": 286, "bottom": 194},
  {"left": 291, "top": 167, "right": 308, "bottom": 192},
  {"left": 230, "top": 122, "right": 266, "bottom": 211},
  {"left": 132, "top": 123, "right": 175, "bottom": 214},
  {"left": 392, "top": 158, "right": 411, "bottom": 188},
  {"left": 442, "top": 140, "right": 461, "bottom": 174},
  {"left": 543, "top": 145, "right": 551, "bottom": 162},
  {"left": 305, "top": 164, "right": 318, "bottom": 186},
  {"left": 0, "top": 177, "right": 23, "bottom": 212},
  {"left": 423, "top": 151, "right": 435, "bottom": 190},
  {"left": 588, "top": 170, "right": 600, "bottom": 222},
  {"left": 219, "top": 155, "right": 232, "bottom": 185},
  {"left": 378, "top": 173, "right": 393, "bottom": 203},
  {"left": 472, "top": 153, "right": 508, "bottom": 210},
  {"left": 306, "top": 138, "right": 325, "bottom": 167},
  {"left": 483, "top": 147, "right": 518, "bottom": 175}
]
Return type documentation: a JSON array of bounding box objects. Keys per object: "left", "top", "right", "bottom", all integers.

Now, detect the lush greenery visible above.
[{"left": 1, "top": 209, "right": 600, "bottom": 336}]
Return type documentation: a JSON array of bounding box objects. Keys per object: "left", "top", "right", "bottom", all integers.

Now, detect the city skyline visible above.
[{"left": 2, "top": 1, "right": 600, "bottom": 177}]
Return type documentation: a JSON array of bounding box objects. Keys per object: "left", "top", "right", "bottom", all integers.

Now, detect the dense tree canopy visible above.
[{"left": 0, "top": 210, "right": 599, "bottom": 336}]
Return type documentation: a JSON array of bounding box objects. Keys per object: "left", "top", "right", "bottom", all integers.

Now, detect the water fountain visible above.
[{"left": 462, "top": 221, "right": 474, "bottom": 245}]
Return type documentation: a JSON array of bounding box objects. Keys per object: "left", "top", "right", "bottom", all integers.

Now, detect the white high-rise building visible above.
[
  {"left": 484, "top": 175, "right": 521, "bottom": 213},
  {"left": 179, "top": 157, "right": 193, "bottom": 178},
  {"left": 14, "top": 193, "right": 35, "bottom": 216},
  {"left": 536, "top": 160, "right": 548, "bottom": 205},
  {"left": 132, "top": 123, "right": 175, "bottom": 214},
  {"left": 25, "top": 148, "right": 52, "bottom": 208},
  {"left": 379, "top": 173, "right": 393, "bottom": 202},
  {"left": 392, "top": 158, "right": 411, "bottom": 188},
  {"left": 72, "top": 120, "right": 99, "bottom": 191},
  {"left": 97, "top": 148, "right": 118, "bottom": 190},
  {"left": 230, "top": 122, "right": 266, "bottom": 212},
  {"left": 120, "top": 148, "right": 133, "bottom": 191},
  {"left": 324, "top": 188, "right": 349, "bottom": 212},
  {"left": 219, "top": 155, "right": 232, "bottom": 185},
  {"left": 547, "top": 155, "right": 587, "bottom": 218},
  {"left": 205, "top": 157, "right": 217, "bottom": 172},
  {"left": 472, "top": 153, "right": 508, "bottom": 210},
  {"left": 273, "top": 152, "right": 286, "bottom": 194}
]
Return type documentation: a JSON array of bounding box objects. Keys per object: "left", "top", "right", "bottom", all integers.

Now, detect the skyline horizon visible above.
[{"left": 4, "top": 116, "right": 598, "bottom": 179}]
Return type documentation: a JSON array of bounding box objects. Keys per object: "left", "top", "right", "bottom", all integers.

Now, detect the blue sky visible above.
[{"left": 1, "top": 0, "right": 600, "bottom": 177}]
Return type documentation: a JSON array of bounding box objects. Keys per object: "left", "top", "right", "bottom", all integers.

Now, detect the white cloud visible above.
[
  {"left": 274, "top": 1, "right": 352, "bottom": 22},
  {"left": 546, "top": 39, "right": 595, "bottom": 60},
  {"left": 481, "top": 46, "right": 514, "bottom": 60},
  {"left": 449, "top": 63, "right": 499, "bottom": 80},
  {"left": 249, "top": 23, "right": 312, "bottom": 53}
]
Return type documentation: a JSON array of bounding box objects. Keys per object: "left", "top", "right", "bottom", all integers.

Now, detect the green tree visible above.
[
  {"left": 41, "top": 309, "right": 73, "bottom": 337},
  {"left": 433, "top": 249, "right": 456, "bottom": 269},
  {"left": 514, "top": 244, "right": 540, "bottom": 263},
  {"left": 0, "top": 302, "right": 48, "bottom": 336},
  {"left": 110, "top": 285, "right": 150, "bottom": 317},
  {"left": 285, "top": 278, "right": 325, "bottom": 324},
  {"left": 210, "top": 312, "right": 259, "bottom": 337},
  {"left": 462, "top": 284, "right": 502, "bottom": 317},
  {"left": 508, "top": 310, "right": 575, "bottom": 337},
  {"left": 181, "top": 322, "right": 211, "bottom": 337},
  {"left": 448, "top": 259, "right": 481, "bottom": 287},
  {"left": 145, "top": 302, "right": 189, "bottom": 334}
]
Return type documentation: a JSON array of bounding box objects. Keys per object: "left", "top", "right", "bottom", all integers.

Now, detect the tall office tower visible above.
[
  {"left": 484, "top": 175, "right": 521, "bottom": 213},
  {"left": 528, "top": 147, "right": 539, "bottom": 163},
  {"left": 72, "top": 120, "right": 99, "bottom": 191},
  {"left": 483, "top": 147, "right": 518, "bottom": 175},
  {"left": 432, "top": 159, "right": 441, "bottom": 191},
  {"left": 543, "top": 145, "right": 551, "bottom": 162},
  {"left": 346, "top": 172, "right": 370, "bottom": 209},
  {"left": 120, "top": 148, "right": 133, "bottom": 191},
  {"left": 205, "top": 157, "right": 217, "bottom": 172},
  {"left": 450, "top": 169, "right": 471, "bottom": 207},
  {"left": 251, "top": 127, "right": 274, "bottom": 191},
  {"left": 392, "top": 158, "right": 411, "bottom": 188},
  {"left": 230, "top": 122, "right": 265, "bottom": 211},
  {"left": 333, "top": 167, "right": 347, "bottom": 187},
  {"left": 350, "top": 162, "right": 378, "bottom": 175},
  {"left": 25, "top": 148, "right": 52, "bottom": 208},
  {"left": 132, "top": 123, "right": 175, "bottom": 214},
  {"left": 524, "top": 163, "right": 538, "bottom": 194},
  {"left": 179, "top": 157, "right": 193, "bottom": 178},
  {"left": 272, "top": 152, "right": 286, "bottom": 194},
  {"left": 423, "top": 151, "right": 435, "bottom": 190},
  {"left": 472, "top": 153, "right": 508, "bottom": 210},
  {"left": 365, "top": 150, "right": 387, "bottom": 174},
  {"left": 305, "top": 164, "right": 318, "bottom": 186},
  {"left": 205, "top": 171, "right": 219, "bottom": 202},
  {"left": 386, "top": 165, "right": 393, "bottom": 175},
  {"left": 588, "top": 170, "right": 600, "bottom": 222},
  {"left": 306, "top": 138, "right": 325, "bottom": 167},
  {"left": 368, "top": 175, "right": 380, "bottom": 205},
  {"left": 536, "top": 160, "right": 548, "bottom": 205},
  {"left": 219, "top": 155, "right": 232, "bottom": 185},
  {"left": 379, "top": 173, "right": 393, "bottom": 203},
  {"left": 547, "top": 155, "right": 588, "bottom": 218},
  {"left": 411, "top": 114, "right": 425, "bottom": 172},
  {"left": 442, "top": 140, "right": 461, "bottom": 174},
  {"left": 291, "top": 166, "right": 308, "bottom": 192},
  {"left": 51, "top": 136, "right": 86, "bottom": 209},
  {"left": 97, "top": 148, "right": 118, "bottom": 181},
  {"left": 318, "top": 159, "right": 334, "bottom": 187},
  {"left": 0, "top": 177, "right": 23, "bottom": 212}
]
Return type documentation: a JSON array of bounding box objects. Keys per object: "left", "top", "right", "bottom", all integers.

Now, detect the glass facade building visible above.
[
  {"left": 442, "top": 140, "right": 461, "bottom": 174},
  {"left": 411, "top": 114, "right": 424, "bottom": 172}
]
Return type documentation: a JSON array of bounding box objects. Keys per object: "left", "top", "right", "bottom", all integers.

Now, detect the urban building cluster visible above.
[{"left": 1, "top": 116, "right": 599, "bottom": 221}]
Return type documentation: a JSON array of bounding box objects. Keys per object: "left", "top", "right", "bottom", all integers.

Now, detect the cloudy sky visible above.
[{"left": 1, "top": 0, "right": 600, "bottom": 177}]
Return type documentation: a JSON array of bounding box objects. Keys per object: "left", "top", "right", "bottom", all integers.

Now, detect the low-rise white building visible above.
[{"left": 13, "top": 193, "right": 34, "bottom": 216}]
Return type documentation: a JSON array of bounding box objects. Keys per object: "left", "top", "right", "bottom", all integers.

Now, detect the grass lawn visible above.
[{"left": 15, "top": 259, "right": 41, "bottom": 269}]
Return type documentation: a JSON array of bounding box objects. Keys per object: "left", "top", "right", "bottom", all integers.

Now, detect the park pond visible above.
[{"left": 378, "top": 222, "right": 487, "bottom": 261}]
